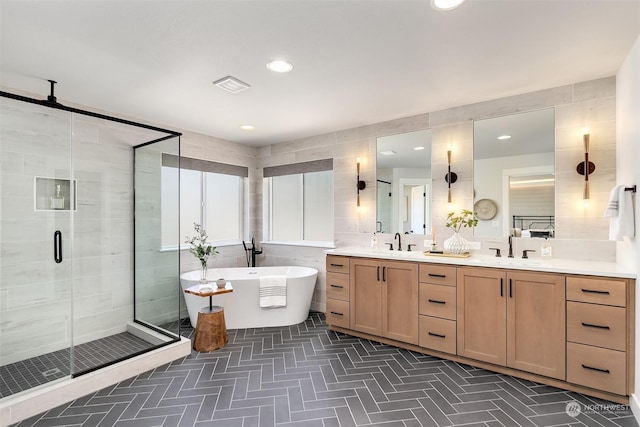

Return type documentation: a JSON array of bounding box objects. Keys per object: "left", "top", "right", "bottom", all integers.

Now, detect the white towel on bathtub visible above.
[{"left": 259, "top": 275, "right": 287, "bottom": 308}]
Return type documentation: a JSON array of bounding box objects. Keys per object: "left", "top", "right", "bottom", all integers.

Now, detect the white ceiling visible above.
[{"left": 1, "top": 0, "right": 638, "bottom": 147}]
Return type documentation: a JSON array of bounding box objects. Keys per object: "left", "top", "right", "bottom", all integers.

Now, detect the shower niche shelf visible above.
[{"left": 34, "top": 177, "right": 77, "bottom": 211}]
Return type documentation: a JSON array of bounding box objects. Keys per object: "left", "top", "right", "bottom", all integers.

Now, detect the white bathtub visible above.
[{"left": 180, "top": 266, "right": 318, "bottom": 329}]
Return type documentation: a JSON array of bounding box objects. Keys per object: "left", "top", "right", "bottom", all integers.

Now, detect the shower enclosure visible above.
[{"left": 0, "top": 90, "right": 182, "bottom": 401}]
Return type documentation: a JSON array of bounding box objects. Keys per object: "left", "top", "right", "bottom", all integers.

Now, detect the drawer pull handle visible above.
[
  {"left": 330, "top": 263, "right": 344, "bottom": 267},
  {"left": 330, "top": 311, "right": 344, "bottom": 316},
  {"left": 581, "top": 288, "right": 610, "bottom": 295},
  {"left": 581, "top": 364, "right": 610, "bottom": 374},
  {"left": 428, "top": 299, "right": 446, "bottom": 304},
  {"left": 330, "top": 285, "right": 344, "bottom": 289},
  {"left": 581, "top": 322, "right": 610, "bottom": 330},
  {"left": 428, "top": 332, "right": 446, "bottom": 338},
  {"left": 428, "top": 273, "right": 446, "bottom": 278}
]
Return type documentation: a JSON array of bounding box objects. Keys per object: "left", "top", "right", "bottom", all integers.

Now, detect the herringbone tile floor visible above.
[{"left": 12, "top": 313, "right": 638, "bottom": 426}]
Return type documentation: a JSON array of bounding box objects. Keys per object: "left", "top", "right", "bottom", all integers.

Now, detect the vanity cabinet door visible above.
[
  {"left": 507, "top": 271, "right": 566, "bottom": 380},
  {"left": 350, "top": 258, "right": 382, "bottom": 335},
  {"left": 382, "top": 260, "right": 419, "bottom": 345},
  {"left": 457, "top": 267, "right": 507, "bottom": 366},
  {"left": 349, "top": 258, "right": 418, "bottom": 344}
]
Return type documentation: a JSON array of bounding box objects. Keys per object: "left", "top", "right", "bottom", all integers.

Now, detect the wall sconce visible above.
[
  {"left": 576, "top": 128, "right": 595, "bottom": 206},
  {"left": 356, "top": 158, "right": 366, "bottom": 207},
  {"left": 444, "top": 146, "right": 457, "bottom": 205}
]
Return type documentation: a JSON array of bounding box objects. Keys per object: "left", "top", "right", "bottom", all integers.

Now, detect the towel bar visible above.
[{"left": 625, "top": 185, "right": 636, "bottom": 193}]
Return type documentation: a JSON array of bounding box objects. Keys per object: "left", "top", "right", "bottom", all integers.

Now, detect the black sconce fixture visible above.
[
  {"left": 576, "top": 128, "right": 596, "bottom": 206},
  {"left": 357, "top": 158, "right": 366, "bottom": 207},
  {"left": 444, "top": 146, "right": 457, "bottom": 205}
]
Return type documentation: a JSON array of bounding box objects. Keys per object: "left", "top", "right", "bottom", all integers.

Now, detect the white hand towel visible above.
[
  {"left": 606, "top": 185, "right": 635, "bottom": 241},
  {"left": 604, "top": 185, "right": 624, "bottom": 218},
  {"left": 259, "top": 275, "right": 287, "bottom": 308}
]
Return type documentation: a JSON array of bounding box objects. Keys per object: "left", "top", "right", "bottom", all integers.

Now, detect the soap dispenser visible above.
[
  {"left": 50, "top": 184, "right": 65, "bottom": 210},
  {"left": 371, "top": 233, "right": 378, "bottom": 250},
  {"left": 541, "top": 238, "right": 552, "bottom": 260}
]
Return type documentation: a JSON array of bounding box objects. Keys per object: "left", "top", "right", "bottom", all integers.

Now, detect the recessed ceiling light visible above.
[
  {"left": 497, "top": 135, "right": 512, "bottom": 140},
  {"left": 266, "top": 59, "right": 293, "bottom": 73},
  {"left": 414, "top": 146, "right": 425, "bottom": 151},
  {"left": 380, "top": 150, "right": 397, "bottom": 156},
  {"left": 240, "top": 124, "right": 255, "bottom": 131},
  {"left": 430, "top": 0, "right": 466, "bottom": 11}
]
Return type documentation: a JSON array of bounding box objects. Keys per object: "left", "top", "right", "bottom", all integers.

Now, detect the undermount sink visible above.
[
  {"left": 383, "top": 250, "right": 420, "bottom": 258},
  {"left": 488, "top": 258, "right": 541, "bottom": 266}
]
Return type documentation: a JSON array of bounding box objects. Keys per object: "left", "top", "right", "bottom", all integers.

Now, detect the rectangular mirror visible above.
[
  {"left": 376, "top": 129, "right": 431, "bottom": 234},
  {"left": 473, "top": 108, "right": 555, "bottom": 238}
]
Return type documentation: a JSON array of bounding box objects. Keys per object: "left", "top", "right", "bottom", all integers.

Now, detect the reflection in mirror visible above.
[
  {"left": 473, "top": 108, "right": 555, "bottom": 238},
  {"left": 376, "top": 129, "right": 431, "bottom": 234}
]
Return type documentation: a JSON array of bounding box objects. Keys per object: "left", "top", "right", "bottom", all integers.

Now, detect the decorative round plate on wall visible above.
[{"left": 474, "top": 198, "right": 498, "bottom": 220}]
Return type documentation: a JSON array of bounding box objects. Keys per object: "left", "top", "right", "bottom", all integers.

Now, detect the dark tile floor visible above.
[
  {"left": 10, "top": 313, "right": 639, "bottom": 426},
  {"left": 1, "top": 332, "right": 154, "bottom": 399}
]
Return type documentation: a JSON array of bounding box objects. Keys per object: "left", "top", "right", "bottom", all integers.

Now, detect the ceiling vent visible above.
[{"left": 213, "top": 76, "right": 251, "bottom": 94}]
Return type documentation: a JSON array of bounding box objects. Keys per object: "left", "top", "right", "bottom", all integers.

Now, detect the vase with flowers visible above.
[
  {"left": 185, "top": 223, "right": 218, "bottom": 283},
  {"left": 444, "top": 209, "right": 478, "bottom": 254}
]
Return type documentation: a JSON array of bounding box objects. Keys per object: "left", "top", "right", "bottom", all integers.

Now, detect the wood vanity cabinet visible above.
[
  {"left": 566, "top": 276, "right": 630, "bottom": 395},
  {"left": 326, "top": 253, "right": 634, "bottom": 403},
  {"left": 457, "top": 267, "right": 566, "bottom": 380},
  {"left": 325, "top": 255, "right": 350, "bottom": 328},
  {"left": 350, "top": 257, "right": 419, "bottom": 345},
  {"left": 418, "top": 264, "right": 457, "bottom": 355}
]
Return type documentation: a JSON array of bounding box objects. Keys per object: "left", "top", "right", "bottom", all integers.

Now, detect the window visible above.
[
  {"left": 264, "top": 159, "right": 333, "bottom": 244},
  {"left": 161, "top": 154, "right": 247, "bottom": 249}
]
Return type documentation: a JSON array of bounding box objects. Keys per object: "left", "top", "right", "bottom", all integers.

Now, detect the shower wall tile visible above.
[{"left": 72, "top": 307, "right": 133, "bottom": 343}]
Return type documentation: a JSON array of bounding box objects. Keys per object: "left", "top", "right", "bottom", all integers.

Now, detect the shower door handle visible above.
[{"left": 54, "top": 230, "right": 62, "bottom": 263}]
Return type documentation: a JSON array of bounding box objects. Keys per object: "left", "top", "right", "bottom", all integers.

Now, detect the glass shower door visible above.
[{"left": 0, "top": 97, "right": 73, "bottom": 398}]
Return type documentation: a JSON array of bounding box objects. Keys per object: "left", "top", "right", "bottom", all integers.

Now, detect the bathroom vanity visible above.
[{"left": 325, "top": 249, "right": 636, "bottom": 404}]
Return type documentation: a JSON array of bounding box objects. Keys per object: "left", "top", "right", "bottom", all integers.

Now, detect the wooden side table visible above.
[{"left": 184, "top": 282, "right": 233, "bottom": 352}]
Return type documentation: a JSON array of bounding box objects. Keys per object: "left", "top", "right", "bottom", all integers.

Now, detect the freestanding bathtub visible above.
[{"left": 180, "top": 266, "right": 318, "bottom": 329}]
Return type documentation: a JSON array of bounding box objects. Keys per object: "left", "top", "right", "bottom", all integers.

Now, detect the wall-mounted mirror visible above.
[
  {"left": 473, "top": 108, "right": 555, "bottom": 238},
  {"left": 376, "top": 129, "right": 431, "bottom": 234}
]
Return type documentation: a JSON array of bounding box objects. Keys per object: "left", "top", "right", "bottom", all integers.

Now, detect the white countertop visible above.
[{"left": 325, "top": 247, "right": 637, "bottom": 279}]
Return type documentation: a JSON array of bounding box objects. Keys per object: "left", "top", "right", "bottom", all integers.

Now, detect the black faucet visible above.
[
  {"left": 394, "top": 232, "right": 402, "bottom": 251},
  {"left": 508, "top": 235, "right": 514, "bottom": 258},
  {"left": 242, "top": 236, "right": 263, "bottom": 267}
]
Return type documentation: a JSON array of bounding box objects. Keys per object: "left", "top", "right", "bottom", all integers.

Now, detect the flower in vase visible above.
[
  {"left": 445, "top": 209, "right": 478, "bottom": 233},
  {"left": 185, "top": 223, "right": 218, "bottom": 270}
]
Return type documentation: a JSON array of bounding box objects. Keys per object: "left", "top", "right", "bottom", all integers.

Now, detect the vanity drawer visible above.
[
  {"left": 326, "top": 272, "right": 350, "bottom": 301},
  {"left": 326, "top": 255, "right": 350, "bottom": 274},
  {"left": 566, "top": 276, "right": 626, "bottom": 307},
  {"left": 419, "top": 264, "right": 457, "bottom": 287},
  {"left": 567, "top": 342, "right": 626, "bottom": 395},
  {"left": 567, "top": 302, "right": 626, "bottom": 351},
  {"left": 326, "top": 298, "right": 350, "bottom": 328},
  {"left": 419, "top": 283, "right": 456, "bottom": 320},
  {"left": 419, "top": 316, "right": 456, "bottom": 355}
]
